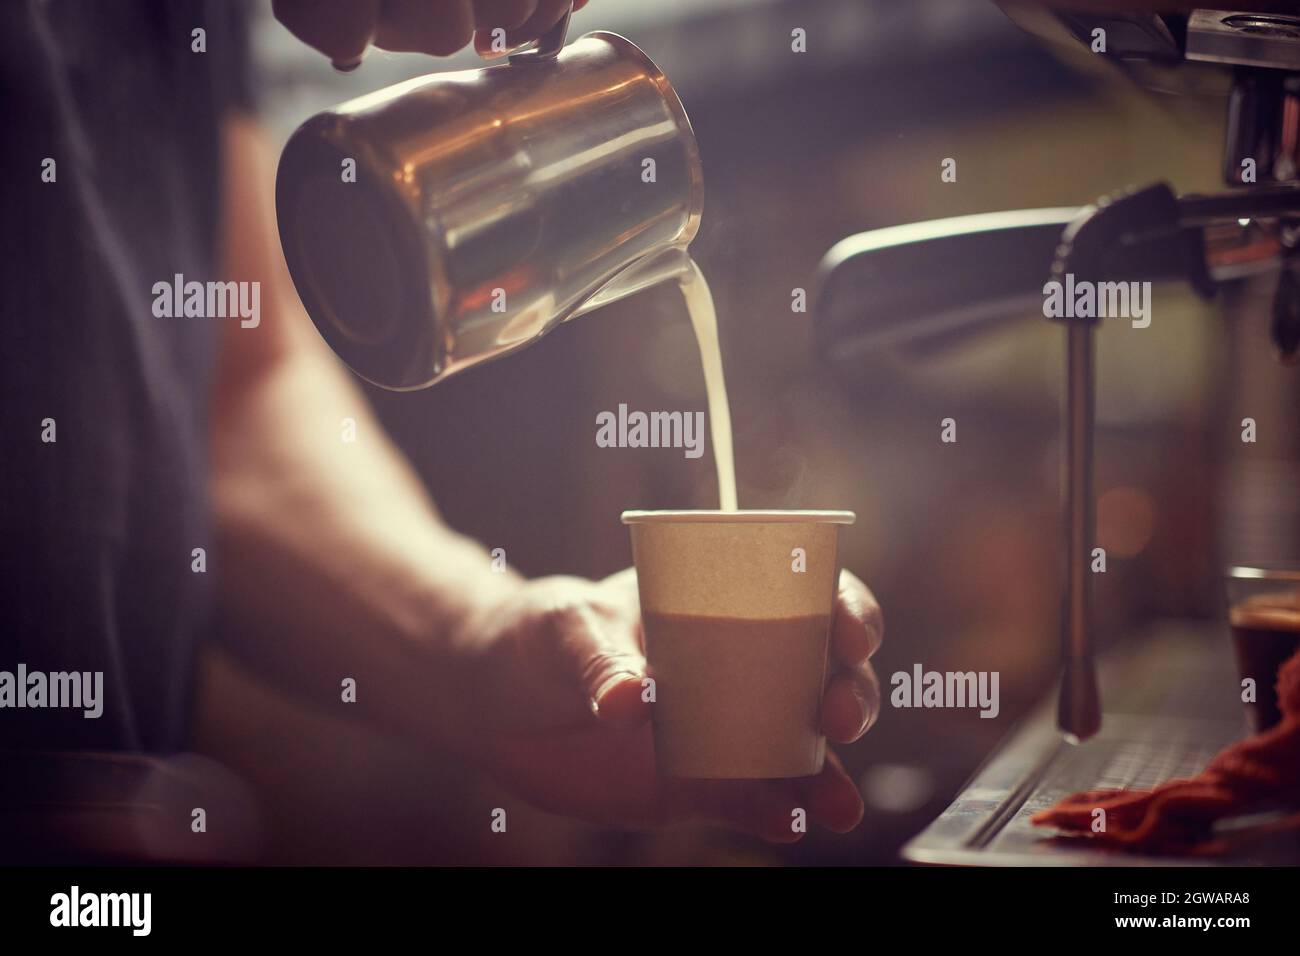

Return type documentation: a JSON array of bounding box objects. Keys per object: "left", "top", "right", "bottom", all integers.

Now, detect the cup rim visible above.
[
  {"left": 621, "top": 509, "right": 856, "bottom": 525},
  {"left": 1226, "top": 564, "right": 1300, "bottom": 582}
]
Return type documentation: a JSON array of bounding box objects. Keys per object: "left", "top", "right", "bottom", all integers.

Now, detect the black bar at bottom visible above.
[{"left": 0, "top": 864, "right": 1288, "bottom": 942}]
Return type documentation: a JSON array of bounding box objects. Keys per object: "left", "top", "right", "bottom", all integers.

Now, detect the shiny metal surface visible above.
[
  {"left": 1187, "top": 10, "right": 1300, "bottom": 71},
  {"left": 812, "top": 198, "right": 1300, "bottom": 361},
  {"left": 1059, "top": 320, "right": 1100, "bottom": 743},
  {"left": 276, "top": 31, "right": 703, "bottom": 390},
  {"left": 904, "top": 622, "right": 1257, "bottom": 867}
]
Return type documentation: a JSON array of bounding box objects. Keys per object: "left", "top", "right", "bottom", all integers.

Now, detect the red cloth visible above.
[{"left": 1031, "top": 648, "right": 1300, "bottom": 855}]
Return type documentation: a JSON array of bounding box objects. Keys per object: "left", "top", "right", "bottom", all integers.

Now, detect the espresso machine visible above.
[{"left": 813, "top": 6, "right": 1300, "bottom": 862}]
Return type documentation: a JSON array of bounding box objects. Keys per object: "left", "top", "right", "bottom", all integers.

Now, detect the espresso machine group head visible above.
[{"left": 814, "top": 5, "right": 1300, "bottom": 741}]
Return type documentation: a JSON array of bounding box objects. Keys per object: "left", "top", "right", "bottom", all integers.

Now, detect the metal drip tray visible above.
[{"left": 900, "top": 621, "right": 1295, "bottom": 866}]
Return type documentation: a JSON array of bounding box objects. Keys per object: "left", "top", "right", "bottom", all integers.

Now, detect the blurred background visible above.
[{"left": 195, "top": 0, "right": 1300, "bottom": 864}]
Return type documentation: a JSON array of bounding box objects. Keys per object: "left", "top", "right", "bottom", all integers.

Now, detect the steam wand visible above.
[{"left": 1049, "top": 182, "right": 1300, "bottom": 741}]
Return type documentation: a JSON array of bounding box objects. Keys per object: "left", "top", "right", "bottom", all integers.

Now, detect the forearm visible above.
[
  {"left": 209, "top": 313, "right": 519, "bottom": 752},
  {"left": 208, "top": 113, "right": 525, "bottom": 752}
]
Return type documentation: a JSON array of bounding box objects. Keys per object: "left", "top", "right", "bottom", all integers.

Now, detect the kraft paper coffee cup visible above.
[{"left": 622, "top": 510, "right": 856, "bottom": 779}]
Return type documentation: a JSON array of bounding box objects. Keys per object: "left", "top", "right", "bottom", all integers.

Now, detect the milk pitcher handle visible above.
[{"left": 508, "top": 3, "right": 572, "bottom": 64}]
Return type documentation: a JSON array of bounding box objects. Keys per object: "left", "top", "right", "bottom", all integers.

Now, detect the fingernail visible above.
[
  {"left": 591, "top": 670, "right": 641, "bottom": 716},
  {"left": 331, "top": 54, "right": 364, "bottom": 73}
]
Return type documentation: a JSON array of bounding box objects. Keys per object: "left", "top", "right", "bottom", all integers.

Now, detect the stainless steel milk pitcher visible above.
[{"left": 275, "top": 18, "right": 703, "bottom": 390}]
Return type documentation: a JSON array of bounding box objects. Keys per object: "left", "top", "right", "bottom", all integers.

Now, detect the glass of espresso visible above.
[
  {"left": 622, "top": 510, "right": 855, "bottom": 779},
  {"left": 1226, "top": 565, "right": 1300, "bottom": 732}
]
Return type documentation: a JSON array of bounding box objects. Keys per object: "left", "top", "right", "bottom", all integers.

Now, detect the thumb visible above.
[{"left": 546, "top": 601, "right": 649, "bottom": 728}]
